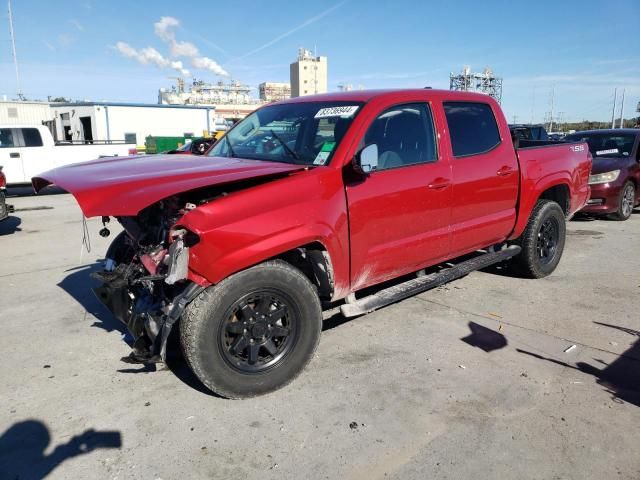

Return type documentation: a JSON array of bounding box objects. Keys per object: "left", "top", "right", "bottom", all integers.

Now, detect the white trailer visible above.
[{"left": 50, "top": 102, "right": 219, "bottom": 149}]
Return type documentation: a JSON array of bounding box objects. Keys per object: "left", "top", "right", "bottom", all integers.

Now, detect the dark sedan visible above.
[{"left": 565, "top": 129, "right": 640, "bottom": 220}]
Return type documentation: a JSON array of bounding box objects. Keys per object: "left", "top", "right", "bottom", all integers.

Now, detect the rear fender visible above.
[{"left": 510, "top": 173, "right": 572, "bottom": 239}]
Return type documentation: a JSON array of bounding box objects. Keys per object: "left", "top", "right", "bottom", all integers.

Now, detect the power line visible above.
[{"left": 7, "top": 0, "right": 22, "bottom": 97}]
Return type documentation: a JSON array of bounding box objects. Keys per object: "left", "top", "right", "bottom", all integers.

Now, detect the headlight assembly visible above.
[{"left": 588, "top": 170, "right": 620, "bottom": 185}]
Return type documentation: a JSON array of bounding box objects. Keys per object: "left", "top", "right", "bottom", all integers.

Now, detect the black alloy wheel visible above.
[
  {"left": 219, "top": 291, "right": 298, "bottom": 373},
  {"left": 536, "top": 217, "right": 560, "bottom": 265},
  {"left": 513, "top": 199, "right": 566, "bottom": 278},
  {"left": 180, "top": 260, "right": 322, "bottom": 398}
]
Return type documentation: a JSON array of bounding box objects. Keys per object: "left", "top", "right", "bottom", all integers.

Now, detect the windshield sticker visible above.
[
  {"left": 314, "top": 106, "right": 360, "bottom": 119},
  {"left": 320, "top": 141, "right": 336, "bottom": 152},
  {"left": 313, "top": 150, "right": 331, "bottom": 165},
  {"left": 595, "top": 148, "right": 619, "bottom": 155}
]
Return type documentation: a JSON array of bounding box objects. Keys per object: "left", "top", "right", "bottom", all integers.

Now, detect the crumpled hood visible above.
[
  {"left": 32, "top": 154, "right": 306, "bottom": 217},
  {"left": 590, "top": 156, "right": 626, "bottom": 175}
]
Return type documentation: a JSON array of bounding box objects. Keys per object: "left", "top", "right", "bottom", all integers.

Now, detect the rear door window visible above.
[
  {"left": 0, "top": 128, "right": 16, "bottom": 148},
  {"left": 444, "top": 102, "right": 501, "bottom": 157},
  {"left": 21, "top": 128, "right": 43, "bottom": 147}
]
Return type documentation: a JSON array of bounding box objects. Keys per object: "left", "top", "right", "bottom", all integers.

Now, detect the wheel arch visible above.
[
  {"left": 271, "top": 241, "right": 336, "bottom": 301},
  {"left": 538, "top": 183, "right": 570, "bottom": 215},
  {"left": 510, "top": 179, "right": 572, "bottom": 240}
]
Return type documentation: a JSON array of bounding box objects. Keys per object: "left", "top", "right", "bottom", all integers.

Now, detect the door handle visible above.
[
  {"left": 10, "top": 152, "right": 20, "bottom": 158},
  {"left": 428, "top": 178, "right": 451, "bottom": 190},
  {"left": 497, "top": 166, "right": 514, "bottom": 176}
]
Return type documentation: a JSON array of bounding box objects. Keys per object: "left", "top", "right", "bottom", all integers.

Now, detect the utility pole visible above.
[
  {"left": 618, "top": 89, "right": 625, "bottom": 128},
  {"left": 611, "top": 88, "right": 617, "bottom": 129},
  {"left": 548, "top": 87, "right": 555, "bottom": 132},
  {"left": 8, "top": 0, "right": 22, "bottom": 98},
  {"left": 529, "top": 87, "right": 536, "bottom": 124},
  {"left": 512, "top": 114, "right": 518, "bottom": 124}
]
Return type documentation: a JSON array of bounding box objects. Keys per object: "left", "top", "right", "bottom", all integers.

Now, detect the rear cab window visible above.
[
  {"left": 21, "top": 128, "right": 43, "bottom": 147},
  {"left": 443, "top": 102, "right": 501, "bottom": 157}
]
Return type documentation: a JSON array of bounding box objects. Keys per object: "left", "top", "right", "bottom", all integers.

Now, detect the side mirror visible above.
[{"left": 354, "top": 144, "right": 379, "bottom": 174}]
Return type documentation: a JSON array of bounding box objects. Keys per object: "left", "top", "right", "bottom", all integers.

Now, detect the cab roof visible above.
[{"left": 276, "top": 89, "right": 499, "bottom": 105}]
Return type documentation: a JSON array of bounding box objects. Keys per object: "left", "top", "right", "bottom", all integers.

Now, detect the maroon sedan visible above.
[{"left": 565, "top": 129, "right": 640, "bottom": 220}]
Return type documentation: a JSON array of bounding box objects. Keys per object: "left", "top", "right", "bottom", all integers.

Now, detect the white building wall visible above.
[{"left": 0, "top": 101, "right": 53, "bottom": 125}]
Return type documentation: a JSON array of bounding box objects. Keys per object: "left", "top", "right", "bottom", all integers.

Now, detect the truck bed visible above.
[{"left": 511, "top": 140, "right": 591, "bottom": 239}]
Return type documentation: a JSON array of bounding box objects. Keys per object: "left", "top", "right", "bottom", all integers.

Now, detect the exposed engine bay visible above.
[{"left": 92, "top": 187, "right": 227, "bottom": 363}]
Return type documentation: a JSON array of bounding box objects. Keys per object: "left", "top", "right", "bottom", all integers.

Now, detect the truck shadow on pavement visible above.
[
  {"left": 0, "top": 216, "right": 21, "bottom": 235},
  {"left": 58, "top": 262, "right": 217, "bottom": 396},
  {"left": 0, "top": 419, "right": 122, "bottom": 479},
  {"left": 517, "top": 322, "right": 640, "bottom": 408},
  {"left": 58, "top": 262, "right": 128, "bottom": 336}
]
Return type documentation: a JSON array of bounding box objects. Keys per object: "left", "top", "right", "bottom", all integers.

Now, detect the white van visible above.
[{"left": 0, "top": 125, "right": 136, "bottom": 185}]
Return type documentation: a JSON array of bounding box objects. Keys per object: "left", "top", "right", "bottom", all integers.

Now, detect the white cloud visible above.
[
  {"left": 171, "top": 40, "right": 199, "bottom": 58},
  {"left": 115, "top": 16, "right": 228, "bottom": 78},
  {"left": 170, "top": 61, "right": 190, "bottom": 78},
  {"left": 114, "top": 42, "right": 190, "bottom": 76},
  {"left": 191, "top": 56, "right": 228, "bottom": 77},
  {"left": 154, "top": 16, "right": 179, "bottom": 43}
]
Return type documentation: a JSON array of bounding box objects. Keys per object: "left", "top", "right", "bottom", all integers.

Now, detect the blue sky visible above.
[{"left": 2, "top": 0, "right": 639, "bottom": 123}]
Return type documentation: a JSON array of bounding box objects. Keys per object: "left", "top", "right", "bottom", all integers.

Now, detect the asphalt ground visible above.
[{"left": 1, "top": 190, "right": 638, "bottom": 480}]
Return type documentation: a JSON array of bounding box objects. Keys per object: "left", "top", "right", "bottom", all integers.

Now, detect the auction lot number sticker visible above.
[{"left": 314, "top": 106, "right": 360, "bottom": 118}]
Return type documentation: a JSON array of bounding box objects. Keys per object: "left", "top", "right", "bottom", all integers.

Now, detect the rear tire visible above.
[
  {"left": 180, "top": 260, "right": 322, "bottom": 399},
  {"left": 610, "top": 181, "right": 635, "bottom": 221},
  {"left": 513, "top": 200, "right": 566, "bottom": 278}
]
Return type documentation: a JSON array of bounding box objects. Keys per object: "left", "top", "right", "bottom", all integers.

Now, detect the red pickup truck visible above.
[{"left": 33, "top": 90, "right": 591, "bottom": 398}]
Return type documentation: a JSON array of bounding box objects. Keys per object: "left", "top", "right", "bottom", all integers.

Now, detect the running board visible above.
[{"left": 340, "top": 245, "right": 521, "bottom": 318}]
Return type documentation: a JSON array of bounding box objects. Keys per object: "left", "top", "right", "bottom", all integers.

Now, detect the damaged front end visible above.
[{"left": 92, "top": 197, "right": 206, "bottom": 363}]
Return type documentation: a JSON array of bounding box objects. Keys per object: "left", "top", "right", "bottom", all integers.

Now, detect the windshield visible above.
[
  {"left": 564, "top": 133, "right": 636, "bottom": 158},
  {"left": 208, "top": 101, "right": 364, "bottom": 165}
]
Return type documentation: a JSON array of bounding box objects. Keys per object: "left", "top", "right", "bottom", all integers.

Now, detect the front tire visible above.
[
  {"left": 513, "top": 200, "right": 566, "bottom": 278},
  {"left": 610, "top": 181, "right": 635, "bottom": 221},
  {"left": 180, "top": 260, "right": 322, "bottom": 399}
]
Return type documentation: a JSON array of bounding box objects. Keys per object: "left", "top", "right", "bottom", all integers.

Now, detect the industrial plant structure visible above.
[
  {"left": 158, "top": 79, "right": 262, "bottom": 120},
  {"left": 449, "top": 66, "right": 503, "bottom": 103},
  {"left": 290, "top": 48, "right": 328, "bottom": 98},
  {"left": 259, "top": 82, "right": 292, "bottom": 102}
]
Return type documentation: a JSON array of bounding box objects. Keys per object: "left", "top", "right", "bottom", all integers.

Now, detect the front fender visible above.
[{"left": 177, "top": 167, "right": 351, "bottom": 300}]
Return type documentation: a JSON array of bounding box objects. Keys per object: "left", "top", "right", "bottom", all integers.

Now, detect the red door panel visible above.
[
  {"left": 441, "top": 101, "right": 519, "bottom": 256},
  {"left": 449, "top": 148, "right": 519, "bottom": 254},
  {"left": 346, "top": 161, "right": 452, "bottom": 291}
]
